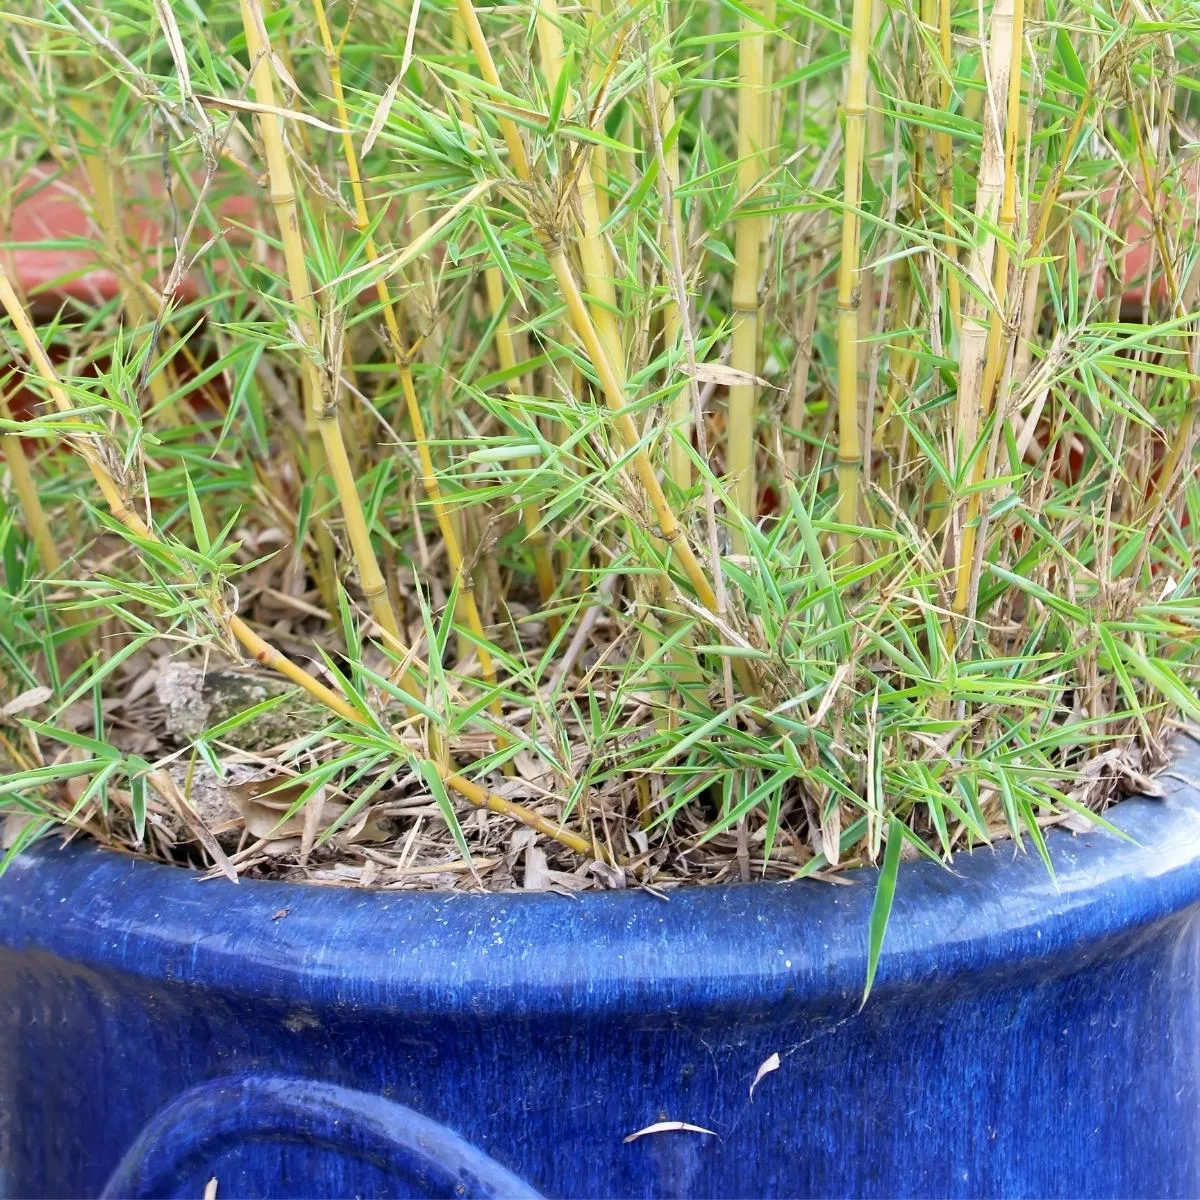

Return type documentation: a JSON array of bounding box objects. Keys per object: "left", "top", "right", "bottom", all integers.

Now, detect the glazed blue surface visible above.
[{"left": 2, "top": 740, "right": 1199, "bottom": 1199}]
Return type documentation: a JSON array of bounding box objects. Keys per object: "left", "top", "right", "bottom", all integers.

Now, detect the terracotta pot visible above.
[{"left": 4, "top": 163, "right": 265, "bottom": 311}]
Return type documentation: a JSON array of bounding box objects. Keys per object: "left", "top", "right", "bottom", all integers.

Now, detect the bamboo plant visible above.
[{"left": 0, "top": 0, "right": 1195, "bottom": 935}]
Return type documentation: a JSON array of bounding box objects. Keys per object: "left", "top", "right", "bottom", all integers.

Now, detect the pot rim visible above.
[{"left": 3, "top": 740, "right": 1199, "bottom": 1019}]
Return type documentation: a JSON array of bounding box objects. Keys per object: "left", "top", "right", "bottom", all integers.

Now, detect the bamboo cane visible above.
[
  {"left": 932, "top": 0, "right": 962, "bottom": 333},
  {"left": 835, "top": 0, "right": 873, "bottom": 549},
  {"left": 239, "top": 0, "right": 404, "bottom": 649},
  {"left": 948, "top": 0, "right": 1016, "bottom": 617},
  {"left": 952, "top": 0, "right": 1025, "bottom": 623},
  {"left": 0, "top": 376, "right": 60, "bottom": 574}
]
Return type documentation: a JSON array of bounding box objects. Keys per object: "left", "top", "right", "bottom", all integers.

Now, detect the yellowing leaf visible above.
[{"left": 362, "top": 74, "right": 402, "bottom": 157}]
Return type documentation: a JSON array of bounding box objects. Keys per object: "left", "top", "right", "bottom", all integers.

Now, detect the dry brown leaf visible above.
[
  {"left": 523, "top": 844, "right": 550, "bottom": 891},
  {"left": 2, "top": 686, "right": 51, "bottom": 717},
  {"left": 195, "top": 94, "right": 343, "bottom": 134},
  {"left": 362, "top": 74, "right": 402, "bottom": 157},
  {"left": 684, "top": 361, "right": 776, "bottom": 389}
]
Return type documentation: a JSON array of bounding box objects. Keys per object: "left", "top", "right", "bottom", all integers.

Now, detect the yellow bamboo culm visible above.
[
  {"left": 0, "top": 379, "right": 60, "bottom": 574},
  {"left": 454, "top": 0, "right": 757, "bottom": 698},
  {"left": 310, "top": 0, "right": 513, "bottom": 708},
  {"left": 728, "top": 0, "right": 766, "bottom": 555},
  {"left": 835, "top": 0, "right": 873, "bottom": 550},
  {"left": 239, "top": 0, "right": 404, "bottom": 649},
  {"left": 445, "top": 10, "right": 560, "bottom": 631},
  {"left": 649, "top": 3, "right": 689, "bottom": 489},
  {"left": 952, "top": 0, "right": 1025, "bottom": 623},
  {"left": 948, "top": 0, "right": 1017, "bottom": 627},
  {"left": 932, "top": 0, "right": 962, "bottom": 333},
  {"left": 65, "top": 84, "right": 178, "bottom": 425},
  {"left": 537, "top": 0, "right": 622, "bottom": 376},
  {"left": 482, "top": 271, "right": 561, "bottom": 632},
  {"left": 586, "top": 0, "right": 612, "bottom": 231},
  {"left": 0, "top": 261, "right": 599, "bottom": 861},
  {"left": 656, "top": 66, "right": 690, "bottom": 491}
]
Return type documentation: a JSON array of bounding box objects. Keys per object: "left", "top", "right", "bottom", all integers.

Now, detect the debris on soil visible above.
[{"left": 156, "top": 661, "right": 311, "bottom": 751}]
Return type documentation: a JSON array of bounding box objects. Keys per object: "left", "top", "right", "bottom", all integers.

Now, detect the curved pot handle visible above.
[{"left": 100, "top": 1074, "right": 541, "bottom": 1200}]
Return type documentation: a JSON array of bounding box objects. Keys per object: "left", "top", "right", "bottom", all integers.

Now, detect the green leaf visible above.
[
  {"left": 418, "top": 759, "right": 472, "bottom": 862},
  {"left": 863, "top": 815, "right": 903, "bottom": 1005}
]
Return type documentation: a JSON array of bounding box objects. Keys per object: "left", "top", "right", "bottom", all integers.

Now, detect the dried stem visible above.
[{"left": 952, "top": 0, "right": 1025, "bottom": 626}]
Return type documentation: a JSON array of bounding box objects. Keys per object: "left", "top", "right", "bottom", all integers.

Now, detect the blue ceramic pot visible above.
[{"left": 2, "top": 742, "right": 1199, "bottom": 1199}]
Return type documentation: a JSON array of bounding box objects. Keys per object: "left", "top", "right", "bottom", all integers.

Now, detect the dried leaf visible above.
[
  {"left": 362, "top": 74, "right": 402, "bottom": 157},
  {"left": 523, "top": 844, "right": 550, "bottom": 891},
  {"left": 195, "top": 94, "right": 343, "bottom": 134},
  {"left": 623, "top": 1121, "right": 716, "bottom": 1144},
  {"left": 145, "top": 769, "right": 237, "bottom": 883},
  {"left": 2, "top": 810, "right": 39, "bottom": 851},
  {"left": 399, "top": 0, "right": 422, "bottom": 82},
  {"left": 151, "top": 0, "right": 192, "bottom": 99},
  {"left": 684, "top": 361, "right": 776, "bottom": 389},
  {"left": 299, "top": 785, "right": 326, "bottom": 862},
  {"left": 2, "top": 685, "right": 51, "bottom": 716},
  {"left": 750, "top": 1052, "right": 780, "bottom": 1100},
  {"left": 589, "top": 859, "right": 627, "bottom": 889},
  {"left": 819, "top": 799, "right": 841, "bottom": 867}
]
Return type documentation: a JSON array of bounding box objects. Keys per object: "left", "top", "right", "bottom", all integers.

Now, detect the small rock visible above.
[
  {"left": 155, "top": 661, "right": 310, "bottom": 750},
  {"left": 166, "top": 760, "right": 259, "bottom": 831}
]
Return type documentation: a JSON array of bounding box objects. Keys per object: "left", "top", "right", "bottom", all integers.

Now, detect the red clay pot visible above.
[
  {"left": 3, "top": 163, "right": 264, "bottom": 311},
  {"left": 1, "top": 164, "right": 269, "bottom": 425}
]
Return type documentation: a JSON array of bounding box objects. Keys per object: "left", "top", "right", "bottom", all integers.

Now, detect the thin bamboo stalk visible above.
[
  {"left": 728, "top": 0, "right": 766, "bottom": 554},
  {"left": 1009, "top": 89, "right": 1093, "bottom": 450},
  {"left": 931, "top": 0, "right": 962, "bottom": 332},
  {"left": 0, "top": 378, "right": 60, "bottom": 574},
  {"left": 835, "top": 0, "right": 873, "bottom": 548},
  {"left": 65, "top": 83, "right": 178, "bottom": 424},
  {"left": 952, "top": 0, "right": 1025, "bottom": 622},
  {"left": 0, "top": 262, "right": 600, "bottom": 861},
  {"left": 654, "top": 33, "right": 689, "bottom": 491},
  {"left": 948, "top": 0, "right": 1016, "bottom": 594},
  {"left": 586, "top": 0, "right": 612, "bottom": 230},
  {"left": 310, "top": 0, "right": 513, "bottom": 709},
  {"left": 538, "top": 0, "right": 622, "bottom": 372},
  {"left": 482, "top": 271, "right": 561, "bottom": 631},
  {"left": 239, "top": 0, "right": 403, "bottom": 646}
]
